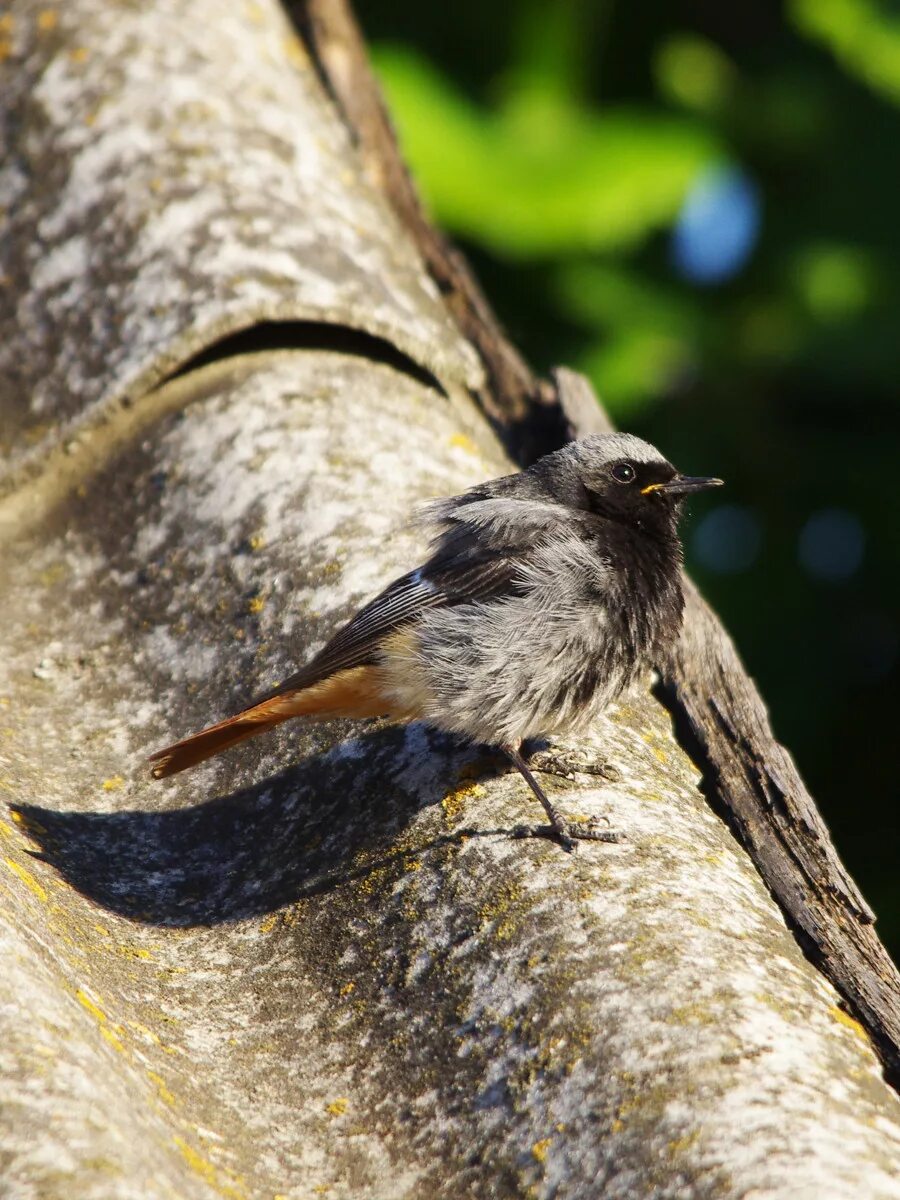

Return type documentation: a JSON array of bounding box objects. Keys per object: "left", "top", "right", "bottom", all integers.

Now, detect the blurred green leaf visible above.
[
  {"left": 502, "top": 0, "right": 596, "bottom": 100},
  {"left": 791, "top": 0, "right": 900, "bottom": 104},
  {"left": 579, "top": 331, "right": 694, "bottom": 416},
  {"left": 555, "top": 263, "right": 703, "bottom": 414},
  {"left": 372, "top": 44, "right": 721, "bottom": 257},
  {"left": 555, "top": 261, "right": 701, "bottom": 335}
]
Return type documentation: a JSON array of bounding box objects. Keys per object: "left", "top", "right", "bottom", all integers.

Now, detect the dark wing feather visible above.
[
  {"left": 257, "top": 486, "right": 582, "bottom": 704},
  {"left": 254, "top": 551, "right": 520, "bottom": 703}
]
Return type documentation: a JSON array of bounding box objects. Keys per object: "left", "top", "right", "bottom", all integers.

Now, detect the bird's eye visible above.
[{"left": 611, "top": 462, "right": 636, "bottom": 484}]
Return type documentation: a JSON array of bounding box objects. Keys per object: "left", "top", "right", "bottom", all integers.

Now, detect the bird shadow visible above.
[{"left": 13, "top": 725, "right": 510, "bottom": 928}]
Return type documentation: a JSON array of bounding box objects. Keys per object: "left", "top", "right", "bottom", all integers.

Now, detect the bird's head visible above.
[{"left": 536, "top": 433, "right": 723, "bottom": 534}]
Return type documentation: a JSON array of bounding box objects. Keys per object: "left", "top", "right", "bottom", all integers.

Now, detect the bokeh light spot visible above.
[
  {"left": 671, "top": 165, "right": 761, "bottom": 284},
  {"left": 692, "top": 504, "right": 762, "bottom": 574},
  {"left": 654, "top": 35, "right": 735, "bottom": 113},
  {"left": 792, "top": 244, "right": 874, "bottom": 322},
  {"left": 798, "top": 508, "right": 865, "bottom": 582}
]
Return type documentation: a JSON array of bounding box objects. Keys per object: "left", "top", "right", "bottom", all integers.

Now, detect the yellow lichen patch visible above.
[
  {"left": 75, "top": 989, "right": 108, "bottom": 1023},
  {"left": 173, "top": 1137, "right": 246, "bottom": 1200},
  {"left": 613, "top": 1094, "right": 642, "bottom": 1131},
  {"left": 325, "top": 1097, "right": 349, "bottom": 1117},
  {"left": 665, "top": 1003, "right": 717, "bottom": 1027},
  {"left": 11, "top": 808, "right": 45, "bottom": 833},
  {"left": 829, "top": 1004, "right": 870, "bottom": 1044},
  {"left": 0, "top": 15, "right": 14, "bottom": 33},
  {"left": 667, "top": 1128, "right": 700, "bottom": 1157},
  {"left": 100, "top": 1026, "right": 126, "bottom": 1054},
  {"left": 69, "top": 45, "right": 88, "bottom": 63},
  {"left": 449, "top": 432, "right": 478, "bottom": 455},
  {"left": 339, "top": 981, "right": 355, "bottom": 996},
  {"left": 282, "top": 34, "right": 307, "bottom": 69},
  {"left": 129, "top": 1021, "right": 162, "bottom": 1043},
  {"left": 259, "top": 912, "right": 278, "bottom": 934},
  {"left": 5, "top": 857, "right": 48, "bottom": 901},
  {"left": 531, "top": 1137, "right": 552, "bottom": 1163},
  {"left": 477, "top": 879, "right": 524, "bottom": 943},
  {"left": 280, "top": 903, "right": 305, "bottom": 928},
  {"left": 147, "top": 1069, "right": 178, "bottom": 1107},
  {"left": 102, "top": 775, "right": 124, "bottom": 791},
  {"left": 248, "top": 594, "right": 266, "bottom": 614},
  {"left": 116, "top": 944, "right": 153, "bottom": 961},
  {"left": 442, "top": 781, "right": 484, "bottom": 824},
  {"left": 127, "top": 1021, "right": 180, "bottom": 1056},
  {"left": 38, "top": 562, "right": 67, "bottom": 587},
  {"left": 37, "top": 10, "right": 58, "bottom": 32},
  {"left": 404, "top": 858, "right": 422, "bottom": 872},
  {"left": 353, "top": 862, "right": 392, "bottom": 900}
]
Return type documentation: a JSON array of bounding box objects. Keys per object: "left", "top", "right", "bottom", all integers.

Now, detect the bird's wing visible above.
[
  {"left": 254, "top": 551, "right": 520, "bottom": 702},
  {"left": 148, "top": 545, "right": 527, "bottom": 779},
  {"left": 258, "top": 492, "right": 586, "bottom": 702}
]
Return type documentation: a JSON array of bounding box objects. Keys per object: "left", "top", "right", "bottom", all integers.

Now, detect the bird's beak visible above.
[{"left": 641, "top": 476, "right": 724, "bottom": 496}]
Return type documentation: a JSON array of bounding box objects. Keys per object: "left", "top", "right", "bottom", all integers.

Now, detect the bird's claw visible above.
[
  {"left": 526, "top": 747, "right": 621, "bottom": 783},
  {"left": 512, "top": 818, "right": 624, "bottom": 852}
]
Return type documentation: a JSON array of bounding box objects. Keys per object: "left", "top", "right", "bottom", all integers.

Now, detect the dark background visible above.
[{"left": 357, "top": 0, "right": 900, "bottom": 953}]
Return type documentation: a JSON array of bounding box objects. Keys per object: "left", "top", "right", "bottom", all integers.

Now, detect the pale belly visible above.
[{"left": 375, "top": 598, "right": 636, "bottom": 748}]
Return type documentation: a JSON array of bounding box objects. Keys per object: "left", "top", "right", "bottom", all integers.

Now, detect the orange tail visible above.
[
  {"left": 149, "top": 698, "right": 293, "bottom": 779},
  {"left": 149, "top": 665, "right": 395, "bottom": 779}
]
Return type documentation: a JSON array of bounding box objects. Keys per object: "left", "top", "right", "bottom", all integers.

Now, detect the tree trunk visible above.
[{"left": 1, "top": 2, "right": 899, "bottom": 1198}]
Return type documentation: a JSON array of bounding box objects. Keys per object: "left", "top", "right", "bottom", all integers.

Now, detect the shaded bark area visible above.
[{"left": 293, "top": 0, "right": 900, "bottom": 1087}]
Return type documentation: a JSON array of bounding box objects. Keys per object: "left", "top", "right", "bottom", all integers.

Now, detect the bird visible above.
[{"left": 149, "top": 433, "right": 722, "bottom": 850}]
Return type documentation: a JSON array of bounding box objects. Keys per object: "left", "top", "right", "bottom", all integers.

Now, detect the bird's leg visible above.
[
  {"left": 503, "top": 744, "right": 623, "bottom": 853},
  {"left": 523, "top": 739, "right": 621, "bottom": 784}
]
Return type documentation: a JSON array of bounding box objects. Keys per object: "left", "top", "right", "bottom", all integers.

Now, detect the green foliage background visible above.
[{"left": 359, "top": 0, "right": 900, "bottom": 952}]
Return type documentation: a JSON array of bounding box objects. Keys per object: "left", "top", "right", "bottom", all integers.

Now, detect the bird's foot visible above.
[
  {"left": 524, "top": 742, "right": 621, "bottom": 784},
  {"left": 512, "top": 815, "right": 625, "bottom": 854}
]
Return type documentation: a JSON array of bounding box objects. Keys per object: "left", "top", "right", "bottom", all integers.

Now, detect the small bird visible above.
[{"left": 149, "top": 433, "right": 722, "bottom": 850}]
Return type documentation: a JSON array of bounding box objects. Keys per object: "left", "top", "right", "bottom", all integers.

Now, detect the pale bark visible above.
[{"left": 1, "top": 2, "right": 899, "bottom": 1198}]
